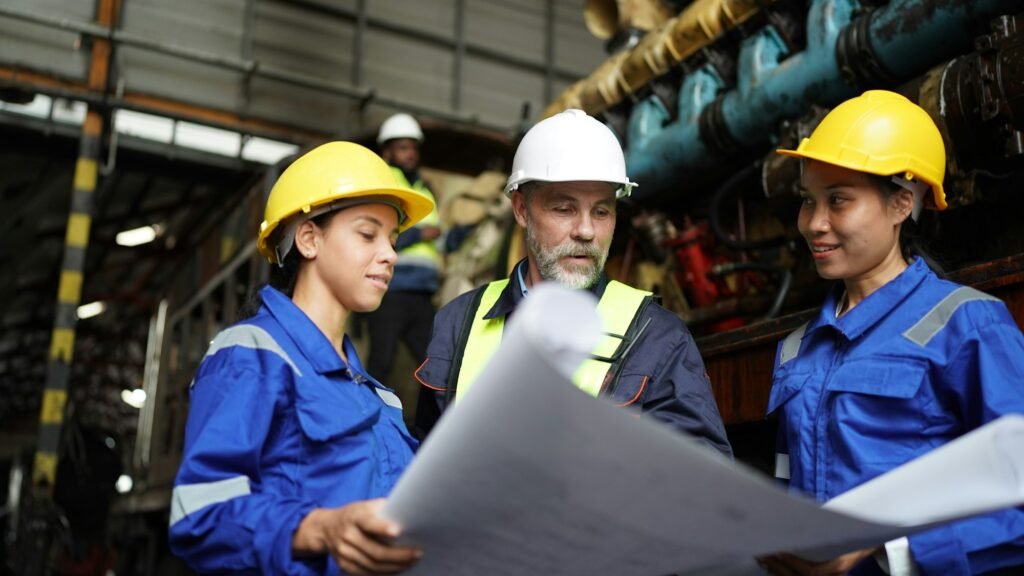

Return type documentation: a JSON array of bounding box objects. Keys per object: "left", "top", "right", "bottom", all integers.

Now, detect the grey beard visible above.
[{"left": 527, "top": 227, "right": 607, "bottom": 290}]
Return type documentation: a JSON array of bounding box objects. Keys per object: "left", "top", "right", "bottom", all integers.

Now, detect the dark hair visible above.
[
  {"left": 237, "top": 210, "right": 338, "bottom": 320},
  {"left": 868, "top": 174, "right": 944, "bottom": 273}
]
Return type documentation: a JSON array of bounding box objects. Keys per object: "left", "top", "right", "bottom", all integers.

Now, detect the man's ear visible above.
[
  {"left": 293, "top": 219, "right": 320, "bottom": 259},
  {"left": 511, "top": 190, "right": 529, "bottom": 228}
]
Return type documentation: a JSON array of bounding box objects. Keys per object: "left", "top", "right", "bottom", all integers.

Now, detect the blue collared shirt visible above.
[
  {"left": 769, "top": 258, "right": 1024, "bottom": 575},
  {"left": 170, "top": 286, "right": 416, "bottom": 575}
]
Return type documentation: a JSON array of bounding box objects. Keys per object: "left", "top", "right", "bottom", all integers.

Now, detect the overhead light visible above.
[
  {"left": 175, "top": 121, "right": 242, "bottom": 157},
  {"left": 116, "top": 224, "right": 161, "bottom": 247},
  {"left": 242, "top": 137, "right": 300, "bottom": 164},
  {"left": 115, "top": 474, "right": 133, "bottom": 494},
  {"left": 77, "top": 301, "right": 106, "bottom": 319},
  {"left": 114, "top": 109, "right": 174, "bottom": 143},
  {"left": 121, "top": 388, "right": 147, "bottom": 409}
]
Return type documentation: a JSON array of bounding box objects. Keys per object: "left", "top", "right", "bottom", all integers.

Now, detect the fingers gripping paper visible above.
[{"left": 382, "top": 284, "right": 1024, "bottom": 575}]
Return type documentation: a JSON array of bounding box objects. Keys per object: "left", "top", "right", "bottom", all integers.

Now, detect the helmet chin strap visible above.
[{"left": 891, "top": 174, "right": 929, "bottom": 222}]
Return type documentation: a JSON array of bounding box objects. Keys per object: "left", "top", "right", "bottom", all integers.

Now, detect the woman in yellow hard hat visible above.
[
  {"left": 168, "top": 141, "right": 435, "bottom": 575},
  {"left": 761, "top": 91, "right": 1024, "bottom": 575}
]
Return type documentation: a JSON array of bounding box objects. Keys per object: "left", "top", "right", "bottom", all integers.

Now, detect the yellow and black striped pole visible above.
[{"left": 32, "top": 0, "right": 118, "bottom": 492}]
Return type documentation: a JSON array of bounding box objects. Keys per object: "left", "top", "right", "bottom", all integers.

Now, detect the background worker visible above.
[
  {"left": 762, "top": 91, "right": 1024, "bottom": 576},
  {"left": 413, "top": 109, "right": 732, "bottom": 457},
  {"left": 366, "top": 113, "right": 443, "bottom": 391},
  {"left": 436, "top": 170, "right": 513, "bottom": 307},
  {"left": 169, "top": 142, "right": 434, "bottom": 575}
]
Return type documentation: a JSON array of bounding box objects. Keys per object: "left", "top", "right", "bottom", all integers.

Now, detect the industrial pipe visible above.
[
  {"left": 626, "top": 0, "right": 1022, "bottom": 200},
  {"left": 546, "top": 0, "right": 769, "bottom": 118}
]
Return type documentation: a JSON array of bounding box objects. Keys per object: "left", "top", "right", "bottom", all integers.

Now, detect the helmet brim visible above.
[
  {"left": 257, "top": 185, "right": 435, "bottom": 262},
  {"left": 775, "top": 147, "right": 947, "bottom": 211}
]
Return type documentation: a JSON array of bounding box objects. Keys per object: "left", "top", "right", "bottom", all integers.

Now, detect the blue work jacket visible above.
[
  {"left": 168, "top": 286, "right": 416, "bottom": 575},
  {"left": 416, "top": 259, "right": 733, "bottom": 458},
  {"left": 769, "top": 258, "right": 1024, "bottom": 575}
]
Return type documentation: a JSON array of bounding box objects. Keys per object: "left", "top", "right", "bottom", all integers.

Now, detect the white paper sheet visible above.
[
  {"left": 382, "top": 283, "right": 1024, "bottom": 576},
  {"left": 824, "top": 418, "right": 1024, "bottom": 525}
]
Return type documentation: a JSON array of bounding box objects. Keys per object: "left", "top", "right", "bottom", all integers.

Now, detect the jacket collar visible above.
[
  {"left": 260, "top": 285, "right": 350, "bottom": 374},
  {"left": 483, "top": 258, "right": 609, "bottom": 320},
  {"left": 807, "top": 257, "right": 931, "bottom": 341}
]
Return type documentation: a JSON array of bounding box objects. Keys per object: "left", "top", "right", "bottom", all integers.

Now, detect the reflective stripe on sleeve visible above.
[
  {"left": 169, "top": 475, "right": 251, "bottom": 527},
  {"left": 375, "top": 387, "right": 402, "bottom": 409},
  {"left": 902, "top": 287, "right": 1001, "bottom": 347},
  {"left": 880, "top": 536, "right": 920, "bottom": 576},
  {"left": 204, "top": 324, "right": 302, "bottom": 377},
  {"left": 774, "top": 453, "right": 791, "bottom": 480}
]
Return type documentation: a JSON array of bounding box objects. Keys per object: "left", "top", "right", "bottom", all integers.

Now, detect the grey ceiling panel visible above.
[
  {"left": 461, "top": 53, "right": 545, "bottom": 125},
  {"left": 362, "top": 29, "right": 454, "bottom": 116},
  {"left": 0, "top": 0, "right": 91, "bottom": 80},
  {"left": 368, "top": 0, "right": 456, "bottom": 40}
]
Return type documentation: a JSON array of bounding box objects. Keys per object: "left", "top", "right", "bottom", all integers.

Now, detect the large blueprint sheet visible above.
[{"left": 383, "top": 284, "right": 1024, "bottom": 575}]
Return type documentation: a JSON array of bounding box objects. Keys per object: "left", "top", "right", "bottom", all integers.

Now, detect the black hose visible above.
[
  {"left": 709, "top": 163, "right": 789, "bottom": 251},
  {"left": 711, "top": 262, "right": 793, "bottom": 320}
]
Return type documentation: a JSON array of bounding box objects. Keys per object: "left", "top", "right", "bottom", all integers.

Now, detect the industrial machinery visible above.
[
  {"left": 2, "top": 0, "right": 1023, "bottom": 573},
  {"left": 558, "top": 1, "right": 1024, "bottom": 467}
]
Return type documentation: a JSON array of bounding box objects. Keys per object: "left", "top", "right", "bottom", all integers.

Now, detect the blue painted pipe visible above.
[{"left": 625, "top": 0, "right": 1021, "bottom": 201}]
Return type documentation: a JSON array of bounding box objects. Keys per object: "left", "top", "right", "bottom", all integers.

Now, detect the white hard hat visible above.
[
  {"left": 505, "top": 109, "right": 636, "bottom": 199},
  {"left": 377, "top": 113, "right": 424, "bottom": 145}
]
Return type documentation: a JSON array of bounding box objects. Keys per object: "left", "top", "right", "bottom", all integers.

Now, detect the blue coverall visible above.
[
  {"left": 169, "top": 285, "right": 416, "bottom": 575},
  {"left": 769, "top": 258, "right": 1024, "bottom": 574}
]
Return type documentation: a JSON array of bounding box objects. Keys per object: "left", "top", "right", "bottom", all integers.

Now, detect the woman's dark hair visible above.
[
  {"left": 868, "top": 174, "right": 944, "bottom": 273},
  {"left": 237, "top": 210, "right": 338, "bottom": 320}
]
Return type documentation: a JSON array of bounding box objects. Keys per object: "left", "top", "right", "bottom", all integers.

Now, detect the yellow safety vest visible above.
[
  {"left": 454, "top": 279, "right": 651, "bottom": 402},
  {"left": 391, "top": 168, "right": 441, "bottom": 268}
]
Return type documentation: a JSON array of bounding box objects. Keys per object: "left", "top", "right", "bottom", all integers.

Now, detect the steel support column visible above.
[{"left": 32, "top": 0, "right": 119, "bottom": 491}]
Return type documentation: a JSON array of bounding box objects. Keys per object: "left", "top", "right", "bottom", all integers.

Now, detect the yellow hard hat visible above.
[
  {"left": 777, "top": 90, "right": 947, "bottom": 210},
  {"left": 257, "top": 141, "right": 436, "bottom": 264}
]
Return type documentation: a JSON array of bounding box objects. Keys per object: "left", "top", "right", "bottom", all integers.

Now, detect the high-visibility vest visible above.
[
  {"left": 391, "top": 167, "right": 441, "bottom": 268},
  {"left": 452, "top": 279, "right": 652, "bottom": 402}
]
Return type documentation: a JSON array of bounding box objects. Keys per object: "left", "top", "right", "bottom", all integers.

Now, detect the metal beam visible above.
[
  {"left": 453, "top": 0, "right": 466, "bottom": 111},
  {"left": 544, "top": 0, "right": 556, "bottom": 104},
  {"left": 0, "top": 66, "right": 323, "bottom": 144},
  {"left": 352, "top": 0, "right": 367, "bottom": 87},
  {"left": 274, "top": 0, "right": 580, "bottom": 83},
  {"left": 0, "top": 4, "right": 507, "bottom": 132}
]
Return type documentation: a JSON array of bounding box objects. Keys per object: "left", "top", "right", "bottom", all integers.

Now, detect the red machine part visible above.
[{"left": 665, "top": 217, "right": 746, "bottom": 332}]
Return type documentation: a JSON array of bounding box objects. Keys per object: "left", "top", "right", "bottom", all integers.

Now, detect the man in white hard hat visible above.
[
  {"left": 413, "top": 109, "right": 732, "bottom": 457},
  {"left": 366, "top": 113, "right": 443, "bottom": 395}
]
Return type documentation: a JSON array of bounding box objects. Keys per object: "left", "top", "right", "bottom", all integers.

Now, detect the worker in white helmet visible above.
[
  {"left": 366, "top": 113, "right": 443, "bottom": 401},
  {"left": 412, "top": 109, "right": 732, "bottom": 458}
]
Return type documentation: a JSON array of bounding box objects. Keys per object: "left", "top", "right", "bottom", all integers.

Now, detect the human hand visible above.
[
  {"left": 293, "top": 499, "right": 421, "bottom": 575},
  {"left": 757, "top": 547, "right": 879, "bottom": 576}
]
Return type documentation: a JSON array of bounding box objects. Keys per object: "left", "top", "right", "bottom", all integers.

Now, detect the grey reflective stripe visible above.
[
  {"left": 205, "top": 324, "right": 301, "bottom": 377},
  {"left": 903, "top": 287, "right": 1001, "bottom": 347},
  {"left": 779, "top": 322, "right": 809, "bottom": 366},
  {"left": 375, "top": 387, "right": 402, "bottom": 409},
  {"left": 169, "top": 475, "right": 250, "bottom": 527},
  {"left": 396, "top": 254, "right": 440, "bottom": 269},
  {"left": 774, "top": 453, "right": 791, "bottom": 480}
]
